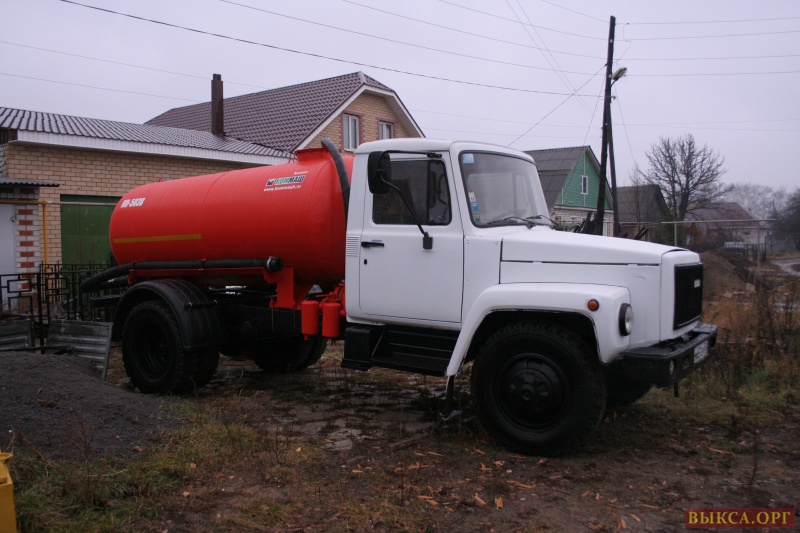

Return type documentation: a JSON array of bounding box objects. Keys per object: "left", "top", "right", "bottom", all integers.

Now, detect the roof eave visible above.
[
  {"left": 12, "top": 131, "right": 291, "bottom": 166},
  {"left": 294, "top": 85, "right": 424, "bottom": 151}
]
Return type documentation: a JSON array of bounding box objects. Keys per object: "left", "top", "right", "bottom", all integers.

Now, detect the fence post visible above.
[{"left": 35, "top": 271, "right": 45, "bottom": 345}]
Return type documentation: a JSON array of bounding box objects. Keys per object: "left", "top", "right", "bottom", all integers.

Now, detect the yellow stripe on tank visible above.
[{"left": 112, "top": 234, "right": 203, "bottom": 244}]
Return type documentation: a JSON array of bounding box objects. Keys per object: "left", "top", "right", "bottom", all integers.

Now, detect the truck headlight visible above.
[{"left": 619, "top": 303, "right": 633, "bottom": 336}]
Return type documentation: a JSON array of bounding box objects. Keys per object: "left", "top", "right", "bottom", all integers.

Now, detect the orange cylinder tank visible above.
[{"left": 109, "top": 146, "right": 353, "bottom": 286}]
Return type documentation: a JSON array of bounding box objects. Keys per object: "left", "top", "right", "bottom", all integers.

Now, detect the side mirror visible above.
[{"left": 367, "top": 151, "right": 391, "bottom": 194}]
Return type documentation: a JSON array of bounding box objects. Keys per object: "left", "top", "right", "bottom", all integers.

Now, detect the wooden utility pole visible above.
[{"left": 594, "top": 16, "right": 615, "bottom": 236}]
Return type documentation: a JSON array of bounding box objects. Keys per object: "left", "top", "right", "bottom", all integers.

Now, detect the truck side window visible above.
[{"left": 372, "top": 159, "right": 451, "bottom": 226}]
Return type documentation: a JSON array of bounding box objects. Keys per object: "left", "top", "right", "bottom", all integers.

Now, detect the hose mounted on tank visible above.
[{"left": 321, "top": 137, "right": 350, "bottom": 220}]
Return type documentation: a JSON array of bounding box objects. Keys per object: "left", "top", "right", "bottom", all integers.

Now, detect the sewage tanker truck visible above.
[{"left": 84, "top": 137, "right": 717, "bottom": 455}]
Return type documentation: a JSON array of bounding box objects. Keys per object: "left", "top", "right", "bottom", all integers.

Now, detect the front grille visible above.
[{"left": 674, "top": 264, "right": 703, "bottom": 329}]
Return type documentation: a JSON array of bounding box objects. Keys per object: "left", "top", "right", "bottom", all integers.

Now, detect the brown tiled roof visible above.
[
  {"left": 146, "top": 72, "right": 398, "bottom": 151},
  {"left": 0, "top": 107, "right": 292, "bottom": 158}
]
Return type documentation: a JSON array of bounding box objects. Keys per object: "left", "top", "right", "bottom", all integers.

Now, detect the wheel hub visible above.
[{"left": 500, "top": 356, "right": 566, "bottom": 425}]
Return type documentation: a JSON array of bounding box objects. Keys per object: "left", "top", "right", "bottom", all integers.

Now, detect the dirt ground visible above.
[
  {"left": 1, "top": 250, "right": 798, "bottom": 531},
  {"left": 2, "top": 344, "right": 798, "bottom": 531}
]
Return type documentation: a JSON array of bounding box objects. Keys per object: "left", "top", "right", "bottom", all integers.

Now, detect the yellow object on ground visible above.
[{"left": 0, "top": 452, "right": 16, "bottom": 533}]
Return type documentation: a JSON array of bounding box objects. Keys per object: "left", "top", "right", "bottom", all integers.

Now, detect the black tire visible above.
[
  {"left": 291, "top": 337, "right": 327, "bottom": 371},
  {"left": 193, "top": 349, "right": 220, "bottom": 389},
  {"left": 471, "top": 321, "right": 606, "bottom": 456},
  {"left": 122, "top": 301, "right": 199, "bottom": 394},
  {"left": 249, "top": 335, "right": 325, "bottom": 373},
  {"left": 604, "top": 364, "right": 652, "bottom": 407}
]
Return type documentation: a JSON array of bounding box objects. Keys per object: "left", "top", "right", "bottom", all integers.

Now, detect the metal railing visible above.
[{"left": 0, "top": 263, "right": 122, "bottom": 344}]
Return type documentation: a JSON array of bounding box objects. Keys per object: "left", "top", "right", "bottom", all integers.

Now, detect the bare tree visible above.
[
  {"left": 641, "top": 134, "right": 732, "bottom": 221},
  {"left": 774, "top": 188, "right": 800, "bottom": 249},
  {"left": 722, "top": 183, "right": 787, "bottom": 220}
]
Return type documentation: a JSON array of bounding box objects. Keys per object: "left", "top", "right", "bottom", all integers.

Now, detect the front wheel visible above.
[{"left": 471, "top": 321, "right": 606, "bottom": 456}]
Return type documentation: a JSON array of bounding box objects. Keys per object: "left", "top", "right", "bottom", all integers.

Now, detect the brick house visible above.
[
  {"left": 684, "top": 202, "right": 763, "bottom": 249},
  {"left": 524, "top": 146, "right": 614, "bottom": 235},
  {"left": 147, "top": 71, "right": 423, "bottom": 153},
  {"left": 0, "top": 109, "right": 291, "bottom": 278},
  {"left": 0, "top": 71, "right": 421, "bottom": 288}
]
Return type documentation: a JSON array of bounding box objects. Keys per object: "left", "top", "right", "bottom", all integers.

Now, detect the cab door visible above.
[{"left": 358, "top": 155, "right": 464, "bottom": 323}]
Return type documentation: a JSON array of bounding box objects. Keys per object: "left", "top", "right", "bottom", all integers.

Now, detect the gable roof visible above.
[
  {"left": 146, "top": 72, "right": 423, "bottom": 152},
  {"left": 616, "top": 184, "right": 671, "bottom": 224},
  {"left": 524, "top": 146, "right": 601, "bottom": 209},
  {"left": 0, "top": 107, "right": 292, "bottom": 165},
  {"left": 685, "top": 202, "right": 757, "bottom": 228}
]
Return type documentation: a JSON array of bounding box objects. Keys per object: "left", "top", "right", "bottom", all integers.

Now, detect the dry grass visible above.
[{"left": 7, "top": 254, "right": 800, "bottom": 532}]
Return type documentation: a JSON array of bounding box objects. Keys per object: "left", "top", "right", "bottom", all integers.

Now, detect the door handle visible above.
[{"left": 361, "top": 241, "right": 385, "bottom": 248}]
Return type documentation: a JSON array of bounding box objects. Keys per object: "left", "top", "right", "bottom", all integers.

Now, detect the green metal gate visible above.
[{"left": 60, "top": 195, "right": 119, "bottom": 265}]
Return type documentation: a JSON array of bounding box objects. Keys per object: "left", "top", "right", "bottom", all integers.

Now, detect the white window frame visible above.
[
  {"left": 580, "top": 175, "right": 589, "bottom": 195},
  {"left": 343, "top": 114, "right": 360, "bottom": 151},
  {"left": 379, "top": 121, "right": 394, "bottom": 140}
]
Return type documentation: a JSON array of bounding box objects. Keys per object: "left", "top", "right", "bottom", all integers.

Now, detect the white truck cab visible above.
[{"left": 342, "top": 139, "right": 716, "bottom": 455}]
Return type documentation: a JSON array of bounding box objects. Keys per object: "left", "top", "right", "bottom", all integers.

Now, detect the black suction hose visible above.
[{"left": 321, "top": 137, "right": 350, "bottom": 220}]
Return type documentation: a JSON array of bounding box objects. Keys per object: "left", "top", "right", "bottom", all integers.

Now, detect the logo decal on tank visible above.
[
  {"left": 264, "top": 172, "right": 307, "bottom": 192},
  {"left": 120, "top": 197, "right": 146, "bottom": 208}
]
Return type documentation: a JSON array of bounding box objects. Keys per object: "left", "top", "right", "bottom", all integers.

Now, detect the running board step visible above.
[{"left": 342, "top": 326, "right": 458, "bottom": 376}]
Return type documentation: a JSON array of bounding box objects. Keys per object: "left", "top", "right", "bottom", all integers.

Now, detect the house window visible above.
[
  {"left": 343, "top": 114, "right": 360, "bottom": 150},
  {"left": 379, "top": 122, "right": 394, "bottom": 140},
  {"left": 580, "top": 175, "right": 589, "bottom": 195}
]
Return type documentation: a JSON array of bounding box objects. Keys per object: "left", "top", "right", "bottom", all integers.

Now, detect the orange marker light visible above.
[{"left": 587, "top": 299, "right": 600, "bottom": 312}]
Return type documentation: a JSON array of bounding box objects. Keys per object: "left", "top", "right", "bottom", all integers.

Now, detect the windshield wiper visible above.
[
  {"left": 525, "top": 215, "right": 556, "bottom": 227},
  {"left": 486, "top": 214, "right": 555, "bottom": 229},
  {"left": 486, "top": 216, "right": 534, "bottom": 229}
]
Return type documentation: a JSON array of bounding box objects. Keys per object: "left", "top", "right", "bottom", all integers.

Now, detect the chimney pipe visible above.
[{"left": 211, "top": 73, "right": 224, "bottom": 136}]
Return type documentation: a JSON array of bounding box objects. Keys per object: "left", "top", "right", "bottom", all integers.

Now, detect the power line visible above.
[
  {"left": 629, "top": 70, "right": 800, "bottom": 77},
  {"left": 345, "top": 0, "right": 606, "bottom": 54},
  {"left": 625, "top": 29, "right": 800, "bottom": 41},
  {"left": 424, "top": 126, "right": 601, "bottom": 140},
  {"left": 620, "top": 123, "right": 800, "bottom": 133},
  {"left": 0, "top": 72, "right": 203, "bottom": 103},
  {"left": 613, "top": 92, "right": 637, "bottom": 166},
  {"left": 58, "top": 0, "right": 601, "bottom": 97},
  {"left": 537, "top": 0, "right": 607, "bottom": 24},
  {"left": 413, "top": 109, "right": 800, "bottom": 127},
  {"left": 218, "top": 0, "right": 596, "bottom": 75},
  {"left": 431, "top": 0, "right": 604, "bottom": 39},
  {"left": 0, "top": 40, "right": 269, "bottom": 89},
  {"left": 623, "top": 53, "right": 800, "bottom": 61},
  {"left": 508, "top": 65, "right": 606, "bottom": 147},
  {"left": 622, "top": 15, "right": 800, "bottom": 25},
  {"left": 504, "top": 0, "right": 594, "bottom": 114}
]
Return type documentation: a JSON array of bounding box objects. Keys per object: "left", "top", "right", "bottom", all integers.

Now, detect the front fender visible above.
[{"left": 446, "top": 283, "right": 632, "bottom": 375}]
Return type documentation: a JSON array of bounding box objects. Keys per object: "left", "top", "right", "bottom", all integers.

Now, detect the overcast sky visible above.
[{"left": 2, "top": 0, "right": 799, "bottom": 191}]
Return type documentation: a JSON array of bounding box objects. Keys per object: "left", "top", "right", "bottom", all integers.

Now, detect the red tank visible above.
[{"left": 109, "top": 147, "right": 353, "bottom": 286}]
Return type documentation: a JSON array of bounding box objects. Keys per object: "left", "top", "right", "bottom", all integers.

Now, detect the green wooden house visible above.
[{"left": 524, "top": 146, "right": 613, "bottom": 235}]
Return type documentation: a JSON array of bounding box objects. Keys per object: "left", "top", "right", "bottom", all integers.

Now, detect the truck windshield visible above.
[{"left": 459, "top": 152, "right": 546, "bottom": 228}]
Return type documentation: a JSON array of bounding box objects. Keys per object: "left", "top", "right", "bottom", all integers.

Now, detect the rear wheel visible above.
[
  {"left": 193, "top": 349, "right": 220, "bottom": 388},
  {"left": 471, "top": 321, "right": 606, "bottom": 456},
  {"left": 122, "top": 301, "right": 219, "bottom": 393},
  {"left": 123, "top": 301, "right": 196, "bottom": 393}
]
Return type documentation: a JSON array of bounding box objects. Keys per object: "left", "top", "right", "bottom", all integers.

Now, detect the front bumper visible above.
[{"left": 619, "top": 322, "right": 717, "bottom": 386}]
